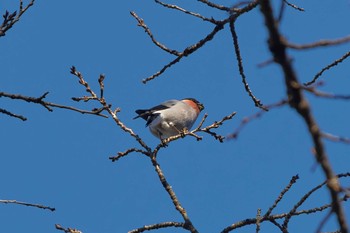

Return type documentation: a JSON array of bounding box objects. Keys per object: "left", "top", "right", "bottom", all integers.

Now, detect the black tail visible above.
[{"left": 133, "top": 109, "right": 149, "bottom": 120}]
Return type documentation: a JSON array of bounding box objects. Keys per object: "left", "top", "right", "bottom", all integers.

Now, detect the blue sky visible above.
[{"left": 1, "top": 1, "right": 349, "bottom": 232}]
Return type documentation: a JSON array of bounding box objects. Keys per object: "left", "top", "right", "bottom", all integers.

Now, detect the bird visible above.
[{"left": 133, "top": 98, "right": 204, "bottom": 139}]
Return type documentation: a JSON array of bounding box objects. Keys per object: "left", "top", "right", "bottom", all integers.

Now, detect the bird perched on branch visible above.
[{"left": 134, "top": 98, "right": 204, "bottom": 139}]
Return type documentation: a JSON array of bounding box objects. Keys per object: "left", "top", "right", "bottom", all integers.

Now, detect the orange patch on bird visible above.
[{"left": 182, "top": 99, "right": 200, "bottom": 114}]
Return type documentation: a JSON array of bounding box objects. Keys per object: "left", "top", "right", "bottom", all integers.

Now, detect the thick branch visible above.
[{"left": 259, "top": 1, "right": 348, "bottom": 232}]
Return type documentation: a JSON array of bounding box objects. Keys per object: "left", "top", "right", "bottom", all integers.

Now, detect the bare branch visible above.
[
  {"left": 259, "top": 1, "right": 348, "bottom": 231},
  {"left": 264, "top": 175, "right": 299, "bottom": 217},
  {"left": 142, "top": 22, "right": 225, "bottom": 83},
  {"left": 130, "top": 11, "right": 181, "bottom": 56},
  {"left": 0, "top": 199, "right": 55, "bottom": 211},
  {"left": 304, "top": 51, "right": 350, "bottom": 86},
  {"left": 55, "top": 224, "right": 82, "bottom": 233},
  {"left": 135, "top": 1, "right": 260, "bottom": 84},
  {"left": 286, "top": 35, "right": 350, "bottom": 50},
  {"left": 227, "top": 99, "right": 288, "bottom": 139},
  {"left": 142, "top": 55, "right": 183, "bottom": 83},
  {"left": 155, "top": 0, "right": 219, "bottom": 24},
  {"left": 283, "top": 0, "right": 305, "bottom": 12},
  {"left": 0, "top": 91, "right": 108, "bottom": 119},
  {"left": 150, "top": 155, "right": 199, "bottom": 233},
  {"left": 256, "top": 209, "right": 262, "bottom": 233},
  {"left": 0, "top": 0, "right": 35, "bottom": 37},
  {"left": 197, "top": 111, "right": 237, "bottom": 142},
  {"left": 109, "top": 148, "right": 148, "bottom": 162},
  {"left": 155, "top": 111, "right": 237, "bottom": 149},
  {"left": 197, "top": 0, "right": 230, "bottom": 12},
  {"left": 221, "top": 173, "right": 350, "bottom": 233},
  {"left": 0, "top": 108, "right": 27, "bottom": 121},
  {"left": 70, "top": 66, "right": 152, "bottom": 152},
  {"left": 128, "top": 221, "right": 185, "bottom": 233},
  {"left": 302, "top": 83, "right": 350, "bottom": 100},
  {"left": 322, "top": 132, "right": 350, "bottom": 144},
  {"left": 229, "top": 20, "right": 266, "bottom": 110}
]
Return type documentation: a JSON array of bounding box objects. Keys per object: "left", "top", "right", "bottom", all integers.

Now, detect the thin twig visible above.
[
  {"left": 221, "top": 173, "right": 350, "bottom": 233},
  {"left": 153, "top": 112, "right": 236, "bottom": 151},
  {"left": 197, "top": 0, "right": 230, "bottom": 11},
  {"left": 55, "top": 224, "right": 82, "bottom": 233},
  {"left": 0, "top": 91, "right": 108, "bottom": 118},
  {"left": 137, "top": 0, "right": 260, "bottom": 84},
  {"left": 256, "top": 209, "right": 261, "bottom": 233},
  {"left": 321, "top": 132, "right": 350, "bottom": 144},
  {"left": 227, "top": 99, "right": 288, "bottom": 139},
  {"left": 264, "top": 175, "right": 299, "bottom": 217},
  {"left": 109, "top": 148, "right": 148, "bottom": 162},
  {"left": 0, "top": 0, "right": 35, "bottom": 37},
  {"left": 0, "top": 108, "right": 27, "bottom": 121},
  {"left": 0, "top": 199, "right": 55, "bottom": 211},
  {"left": 286, "top": 35, "right": 350, "bottom": 50},
  {"left": 70, "top": 66, "right": 152, "bottom": 153},
  {"left": 283, "top": 0, "right": 304, "bottom": 11},
  {"left": 130, "top": 11, "right": 181, "bottom": 56},
  {"left": 304, "top": 51, "right": 350, "bottom": 86},
  {"left": 155, "top": 0, "right": 219, "bottom": 24},
  {"left": 150, "top": 155, "right": 198, "bottom": 233},
  {"left": 229, "top": 20, "right": 266, "bottom": 110},
  {"left": 302, "top": 84, "right": 350, "bottom": 100},
  {"left": 197, "top": 111, "right": 237, "bottom": 142},
  {"left": 128, "top": 221, "right": 185, "bottom": 233},
  {"left": 142, "top": 22, "right": 225, "bottom": 83}
]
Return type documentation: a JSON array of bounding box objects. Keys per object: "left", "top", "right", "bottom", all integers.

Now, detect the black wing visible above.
[{"left": 133, "top": 100, "right": 178, "bottom": 121}]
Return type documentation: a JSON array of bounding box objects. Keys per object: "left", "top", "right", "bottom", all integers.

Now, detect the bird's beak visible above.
[{"left": 199, "top": 103, "right": 204, "bottom": 111}]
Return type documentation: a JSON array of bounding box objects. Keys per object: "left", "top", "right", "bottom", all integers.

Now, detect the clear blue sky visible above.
[{"left": 1, "top": 1, "right": 349, "bottom": 232}]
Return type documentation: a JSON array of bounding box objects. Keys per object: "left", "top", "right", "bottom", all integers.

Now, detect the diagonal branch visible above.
[
  {"left": 0, "top": 108, "right": 27, "bottom": 121},
  {"left": 221, "top": 173, "right": 350, "bottom": 233},
  {"left": 133, "top": 0, "right": 260, "bottom": 84},
  {"left": 0, "top": 0, "right": 35, "bottom": 37},
  {"left": 304, "top": 51, "right": 350, "bottom": 86},
  {"left": 141, "top": 22, "right": 225, "bottom": 83},
  {"left": 259, "top": 1, "right": 348, "bottom": 232},
  {"left": 150, "top": 155, "right": 198, "bottom": 233},
  {"left": 130, "top": 11, "right": 181, "bottom": 56}
]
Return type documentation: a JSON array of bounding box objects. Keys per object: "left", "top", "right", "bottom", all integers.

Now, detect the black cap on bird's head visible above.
[{"left": 182, "top": 98, "right": 205, "bottom": 111}]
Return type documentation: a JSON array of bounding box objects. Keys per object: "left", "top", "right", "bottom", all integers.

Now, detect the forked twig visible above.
[{"left": 0, "top": 0, "right": 35, "bottom": 37}]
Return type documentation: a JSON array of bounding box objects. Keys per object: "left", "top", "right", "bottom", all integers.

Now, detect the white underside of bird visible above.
[{"left": 134, "top": 98, "right": 204, "bottom": 140}]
